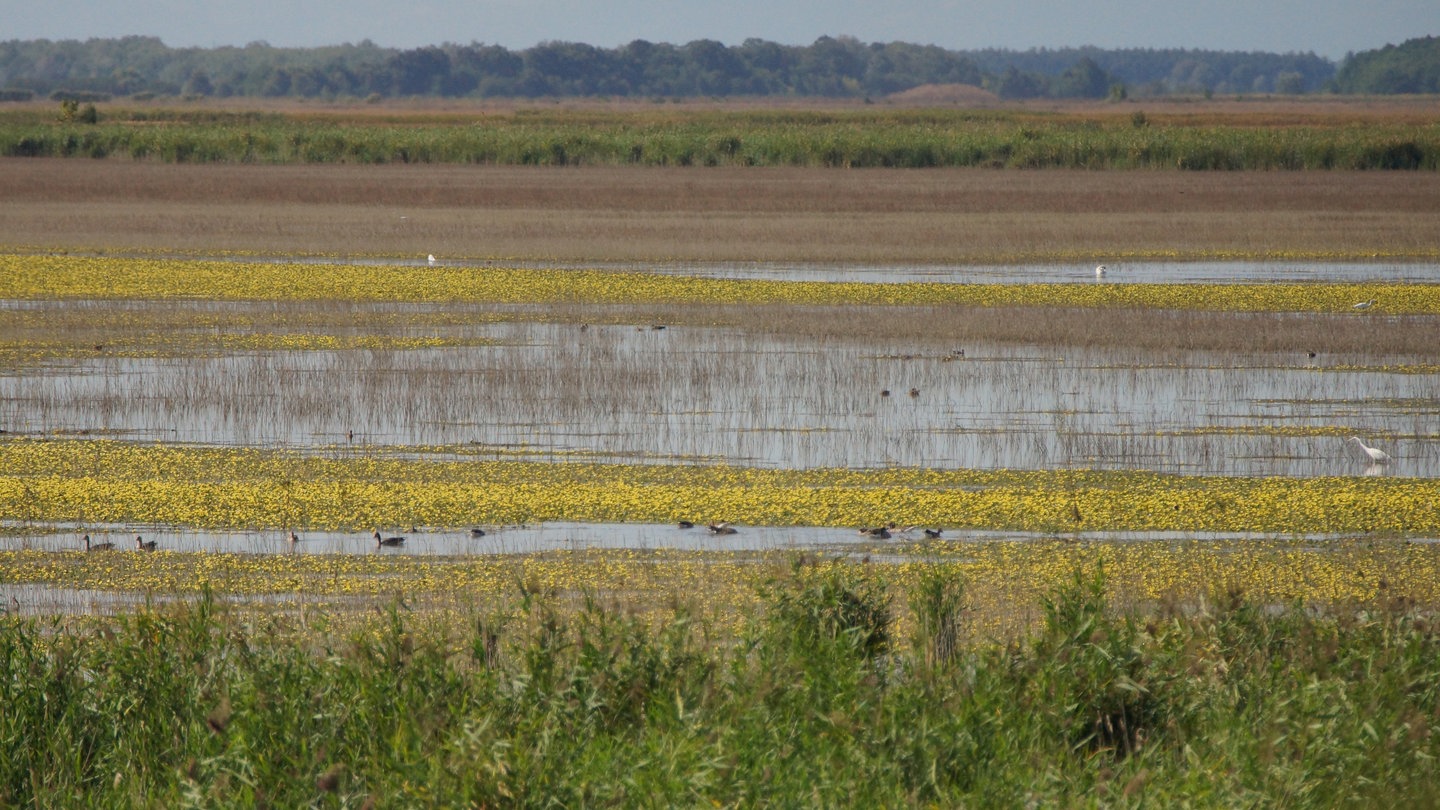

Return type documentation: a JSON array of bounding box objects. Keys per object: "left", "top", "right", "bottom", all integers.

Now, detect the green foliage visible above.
[
  {"left": 5, "top": 572, "right": 1440, "bottom": 805},
  {"left": 1335, "top": 36, "right": 1440, "bottom": 94},
  {"left": 761, "top": 557, "right": 893, "bottom": 661},
  {"left": 0, "top": 36, "right": 1339, "bottom": 100},
  {"left": 2, "top": 108, "right": 1435, "bottom": 169},
  {"left": 908, "top": 562, "right": 966, "bottom": 669}
]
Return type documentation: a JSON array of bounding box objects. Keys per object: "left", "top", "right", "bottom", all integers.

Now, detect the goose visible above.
[
  {"left": 135, "top": 536, "right": 157, "bottom": 552},
  {"left": 288, "top": 531, "right": 300, "bottom": 544},
  {"left": 374, "top": 530, "right": 406, "bottom": 547},
  {"left": 1348, "top": 436, "right": 1392, "bottom": 465},
  {"left": 84, "top": 534, "right": 115, "bottom": 552}
]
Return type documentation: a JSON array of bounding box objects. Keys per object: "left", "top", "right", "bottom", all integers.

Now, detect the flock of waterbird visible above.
[
  {"left": 74, "top": 427, "right": 1395, "bottom": 552},
  {"left": 78, "top": 527, "right": 488, "bottom": 552},
  {"left": 72, "top": 262, "right": 1392, "bottom": 553}
]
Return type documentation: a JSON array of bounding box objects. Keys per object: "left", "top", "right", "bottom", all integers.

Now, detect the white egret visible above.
[
  {"left": 1095, "top": 264, "right": 1108, "bottom": 277},
  {"left": 427, "top": 254, "right": 437, "bottom": 266},
  {"left": 1349, "top": 436, "right": 1392, "bottom": 465},
  {"left": 1352, "top": 299, "right": 1376, "bottom": 310}
]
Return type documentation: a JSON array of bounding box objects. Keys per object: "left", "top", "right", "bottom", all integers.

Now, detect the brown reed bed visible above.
[
  {"left": 3, "top": 297, "right": 1434, "bottom": 367},
  {"left": 3, "top": 159, "right": 1437, "bottom": 262},
  {"left": 2, "top": 297, "right": 1436, "bottom": 368}
]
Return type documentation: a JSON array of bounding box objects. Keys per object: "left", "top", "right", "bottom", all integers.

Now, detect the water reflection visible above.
[
  {"left": 1, "top": 318, "right": 1436, "bottom": 477},
  {"left": 13, "top": 524, "right": 1430, "bottom": 558},
  {"left": 198, "top": 254, "right": 1440, "bottom": 285},
  {"left": 635, "top": 260, "right": 1440, "bottom": 285}
]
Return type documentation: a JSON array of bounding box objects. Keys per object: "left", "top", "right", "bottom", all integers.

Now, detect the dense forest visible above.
[
  {"left": 0, "top": 33, "right": 1425, "bottom": 103},
  {"left": 1333, "top": 35, "right": 1440, "bottom": 94}
]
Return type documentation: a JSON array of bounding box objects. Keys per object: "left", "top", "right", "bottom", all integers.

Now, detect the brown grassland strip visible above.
[
  {"left": 2, "top": 298, "right": 1434, "bottom": 368},
  {"left": 4, "top": 158, "right": 1438, "bottom": 262}
]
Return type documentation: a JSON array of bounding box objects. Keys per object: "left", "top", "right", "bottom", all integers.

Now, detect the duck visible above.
[
  {"left": 374, "top": 530, "right": 406, "bottom": 547},
  {"left": 677, "top": 520, "right": 695, "bottom": 529},
  {"left": 708, "top": 522, "right": 738, "bottom": 535},
  {"left": 469, "top": 527, "right": 487, "bottom": 537},
  {"left": 135, "top": 535, "right": 157, "bottom": 552},
  {"left": 83, "top": 534, "right": 115, "bottom": 552},
  {"left": 288, "top": 531, "right": 300, "bottom": 544},
  {"left": 923, "top": 528, "right": 943, "bottom": 539}
]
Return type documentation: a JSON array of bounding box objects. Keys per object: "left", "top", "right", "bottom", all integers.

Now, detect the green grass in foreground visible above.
[{"left": 3, "top": 565, "right": 1439, "bottom": 807}]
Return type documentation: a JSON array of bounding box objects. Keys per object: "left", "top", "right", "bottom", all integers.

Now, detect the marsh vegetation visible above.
[
  {"left": 6, "top": 568, "right": 1440, "bottom": 806},
  {"left": 1, "top": 99, "right": 1439, "bottom": 804}
]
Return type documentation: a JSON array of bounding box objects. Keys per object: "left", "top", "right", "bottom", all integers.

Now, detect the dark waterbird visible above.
[{"left": 374, "top": 530, "right": 406, "bottom": 547}]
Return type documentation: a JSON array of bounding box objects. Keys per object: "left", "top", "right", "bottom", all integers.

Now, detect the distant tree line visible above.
[
  {"left": 2, "top": 33, "right": 1418, "bottom": 104},
  {"left": 1333, "top": 36, "right": 1440, "bottom": 93}
]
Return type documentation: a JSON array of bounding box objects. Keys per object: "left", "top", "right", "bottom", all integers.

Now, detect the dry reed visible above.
[{"left": 3, "top": 160, "right": 1437, "bottom": 262}]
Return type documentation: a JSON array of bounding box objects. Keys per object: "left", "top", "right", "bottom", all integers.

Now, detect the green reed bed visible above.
[
  {"left": 3, "top": 110, "right": 1437, "bottom": 168},
  {"left": 3, "top": 566, "right": 1438, "bottom": 807}
]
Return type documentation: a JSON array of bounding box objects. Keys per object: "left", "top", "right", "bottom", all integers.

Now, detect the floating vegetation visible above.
[
  {"left": 4, "top": 255, "right": 1440, "bottom": 313},
  {"left": 0, "top": 438, "right": 1435, "bottom": 536}
]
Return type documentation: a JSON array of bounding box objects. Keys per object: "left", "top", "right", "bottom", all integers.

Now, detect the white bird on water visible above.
[
  {"left": 427, "top": 254, "right": 437, "bottom": 266},
  {"left": 1095, "top": 264, "right": 1108, "bottom": 277},
  {"left": 1349, "top": 436, "right": 1392, "bottom": 465},
  {"left": 1352, "top": 299, "right": 1376, "bottom": 311}
]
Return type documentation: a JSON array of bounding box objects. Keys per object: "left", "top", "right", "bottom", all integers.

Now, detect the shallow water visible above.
[
  {"left": 2, "top": 260, "right": 1437, "bottom": 477},
  {"left": 12, "top": 523, "right": 1414, "bottom": 558},
  {"left": 627, "top": 259, "right": 1440, "bottom": 285},
  {"left": 2, "top": 319, "right": 1435, "bottom": 477},
  {"left": 133, "top": 252, "right": 1440, "bottom": 285}
]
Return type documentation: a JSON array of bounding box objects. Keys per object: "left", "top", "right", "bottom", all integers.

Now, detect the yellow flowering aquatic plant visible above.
[
  {"left": 3, "top": 255, "right": 1439, "bottom": 313},
  {"left": 0, "top": 438, "right": 1434, "bottom": 536}
]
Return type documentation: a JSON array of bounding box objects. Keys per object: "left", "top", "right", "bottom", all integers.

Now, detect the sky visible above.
[{"left": 2, "top": 0, "right": 1436, "bottom": 60}]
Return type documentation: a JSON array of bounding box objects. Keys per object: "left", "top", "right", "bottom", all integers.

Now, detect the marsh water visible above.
[
  {"left": 1, "top": 260, "right": 1437, "bottom": 562},
  {"left": 3, "top": 313, "right": 1436, "bottom": 477}
]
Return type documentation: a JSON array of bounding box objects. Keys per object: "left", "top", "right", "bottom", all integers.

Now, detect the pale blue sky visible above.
[{"left": 3, "top": 0, "right": 1435, "bottom": 59}]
